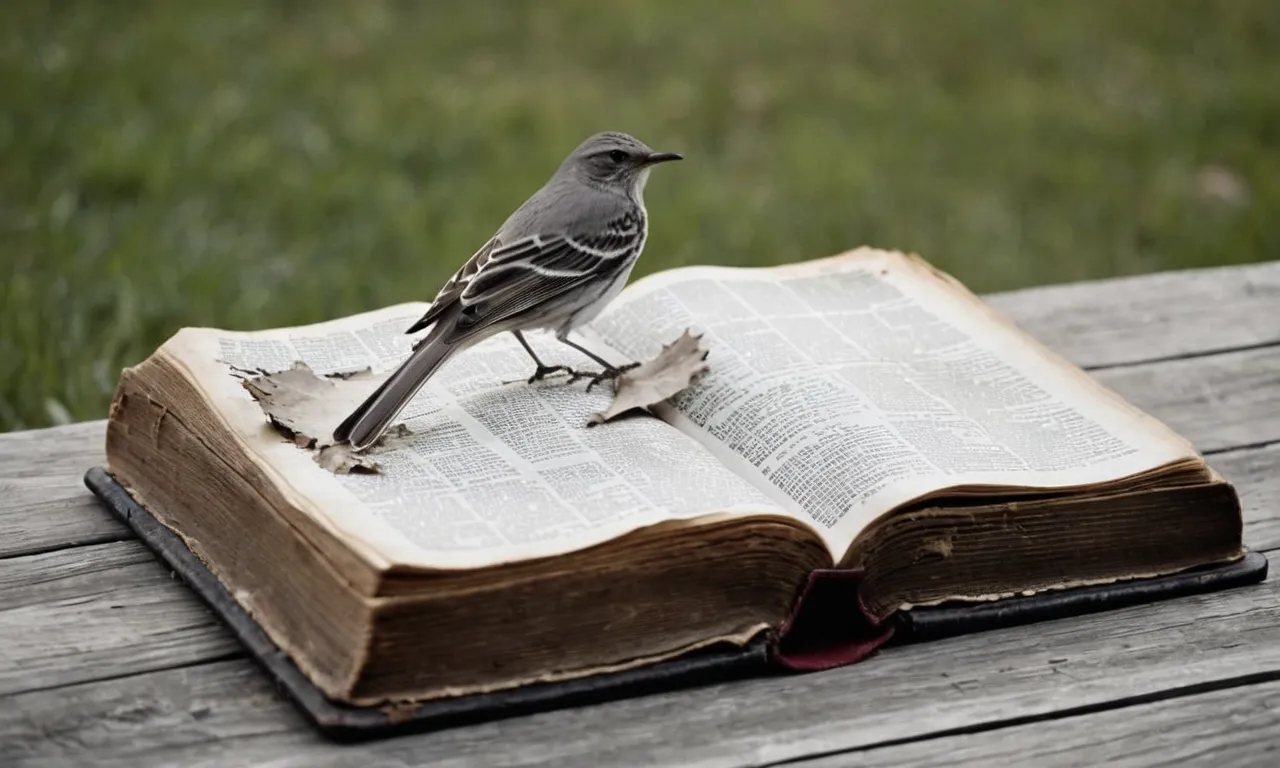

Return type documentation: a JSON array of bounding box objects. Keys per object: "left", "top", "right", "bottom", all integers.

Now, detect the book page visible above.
[
  {"left": 174, "top": 304, "right": 790, "bottom": 571},
  {"left": 582, "top": 248, "right": 1199, "bottom": 555}
]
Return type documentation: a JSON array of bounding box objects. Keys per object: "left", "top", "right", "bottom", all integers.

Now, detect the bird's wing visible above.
[
  {"left": 437, "top": 212, "right": 644, "bottom": 343},
  {"left": 483, "top": 208, "right": 644, "bottom": 270},
  {"left": 404, "top": 236, "right": 500, "bottom": 335}
]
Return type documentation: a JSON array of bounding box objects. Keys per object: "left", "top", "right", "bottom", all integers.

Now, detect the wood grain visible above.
[
  {"left": 2, "top": 569, "right": 1277, "bottom": 767},
  {"left": 986, "top": 260, "right": 1280, "bottom": 369},
  {"left": 0, "top": 422, "right": 105, "bottom": 478},
  {"left": 797, "top": 678, "right": 1280, "bottom": 767},
  {"left": 1092, "top": 344, "right": 1280, "bottom": 454},
  {"left": 0, "top": 660, "right": 307, "bottom": 768},
  {"left": 0, "top": 541, "right": 242, "bottom": 697},
  {"left": 1211, "top": 442, "right": 1280, "bottom": 552},
  {"left": 0, "top": 422, "right": 130, "bottom": 559}
]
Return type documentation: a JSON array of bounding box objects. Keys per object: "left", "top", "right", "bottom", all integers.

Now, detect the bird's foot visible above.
[
  {"left": 570, "top": 362, "right": 641, "bottom": 392},
  {"left": 525, "top": 364, "right": 576, "bottom": 384},
  {"left": 502, "top": 364, "right": 573, "bottom": 386}
]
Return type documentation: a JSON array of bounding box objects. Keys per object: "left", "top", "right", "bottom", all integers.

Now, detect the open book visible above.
[{"left": 104, "top": 248, "right": 1246, "bottom": 708}]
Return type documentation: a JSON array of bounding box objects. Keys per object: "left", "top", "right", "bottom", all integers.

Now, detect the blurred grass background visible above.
[{"left": 2, "top": 0, "right": 1278, "bottom": 431}]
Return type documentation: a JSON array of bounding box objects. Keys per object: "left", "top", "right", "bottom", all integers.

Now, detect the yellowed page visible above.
[
  {"left": 580, "top": 247, "right": 1200, "bottom": 556},
  {"left": 165, "top": 304, "right": 790, "bottom": 572}
]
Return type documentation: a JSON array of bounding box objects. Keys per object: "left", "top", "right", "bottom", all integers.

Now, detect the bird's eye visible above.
[{"left": 608, "top": 149, "right": 627, "bottom": 163}]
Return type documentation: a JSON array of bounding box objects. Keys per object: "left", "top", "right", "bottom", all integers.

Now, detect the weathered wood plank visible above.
[
  {"left": 2, "top": 571, "right": 1277, "bottom": 768},
  {"left": 0, "top": 541, "right": 241, "bottom": 697},
  {"left": 0, "top": 476, "right": 131, "bottom": 559},
  {"left": 1212, "top": 442, "right": 1280, "bottom": 552},
  {"left": 1092, "top": 344, "right": 1280, "bottom": 454},
  {"left": 985, "top": 260, "right": 1280, "bottom": 369},
  {"left": 0, "top": 421, "right": 105, "bottom": 478},
  {"left": 0, "top": 539, "right": 161, "bottom": 612},
  {"left": 0, "top": 421, "right": 131, "bottom": 559},
  {"left": 1, "top": 430, "right": 1275, "bottom": 702},
  {"left": 0, "top": 660, "right": 305, "bottom": 768},
  {"left": 800, "top": 679, "right": 1280, "bottom": 767}
]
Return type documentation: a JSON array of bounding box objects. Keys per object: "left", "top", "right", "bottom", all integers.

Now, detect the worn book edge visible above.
[{"left": 84, "top": 467, "right": 1270, "bottom": 741}]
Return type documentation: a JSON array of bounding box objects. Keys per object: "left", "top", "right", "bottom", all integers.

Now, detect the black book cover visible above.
[{"left": 84, "top": 467, "right": 1268, "bottom": 742}]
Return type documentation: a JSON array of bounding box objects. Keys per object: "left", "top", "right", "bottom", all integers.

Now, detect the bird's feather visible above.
[
  {"left": 332, "top": 306, "right": 464, "bottom": 450},
  {"left": 404, "top": 236, "right": 500, "bottom": 335},
  {"left": 443, "top": 236, "right": 638, "bottom": 342},
  {"left": 401, "top": 209, "right": 639, "bottom": 338}
]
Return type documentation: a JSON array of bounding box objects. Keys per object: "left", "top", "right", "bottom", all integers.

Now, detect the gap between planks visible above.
[
  {"left": 786, "top": 676, "right": 1280, "bottom": 768},
  {"left": 1081, "top": 338, "right": 1280, "bottom": 373}
]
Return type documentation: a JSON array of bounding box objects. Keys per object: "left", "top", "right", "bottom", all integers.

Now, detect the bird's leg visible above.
[
  {"left": 554, "top": 333, "right": 641, "bottom": 392},
  {"left": 511, "top": 330, "right": 577, "bottom": 384}
]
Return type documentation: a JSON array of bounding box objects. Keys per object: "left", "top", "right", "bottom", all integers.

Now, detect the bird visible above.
[{"left": 332, "top": 131, "right": 683, "bottom": 451}]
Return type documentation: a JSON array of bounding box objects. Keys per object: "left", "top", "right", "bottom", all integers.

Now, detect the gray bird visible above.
[{"left": 333, "top": 131, "right": 683, "bottom": 451}]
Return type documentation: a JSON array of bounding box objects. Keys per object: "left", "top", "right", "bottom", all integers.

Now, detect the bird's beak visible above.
[{"left": 643, "top": 151, "right": 683, "bottom": 166}]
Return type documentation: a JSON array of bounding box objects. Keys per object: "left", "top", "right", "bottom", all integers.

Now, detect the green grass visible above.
[{"left": 2, "top": 0, "right": 1278, "bottom": 431}]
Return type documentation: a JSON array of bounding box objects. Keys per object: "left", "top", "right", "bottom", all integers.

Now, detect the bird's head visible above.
[{"left": 560, "top": 132, "right": 682, "bottom": 195}]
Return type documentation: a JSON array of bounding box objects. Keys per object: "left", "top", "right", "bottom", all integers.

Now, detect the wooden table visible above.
[{"left": 4, "top": 262, "right": 1280, "bottom": 767}]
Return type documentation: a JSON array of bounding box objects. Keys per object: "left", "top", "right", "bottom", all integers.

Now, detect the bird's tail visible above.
[{"left": 333, "top": 337, "right": 457, "bottom": 451}]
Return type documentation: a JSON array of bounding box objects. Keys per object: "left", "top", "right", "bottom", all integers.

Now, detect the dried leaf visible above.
[
  {"left": 237, "top": 331, "right": 711, "bottom": 473},
  {"left": 238, "top": 362, "right": 389, "bottom": 473},
  {"left": 590, "top": 329, "right": 710, "bottom": 425}
]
